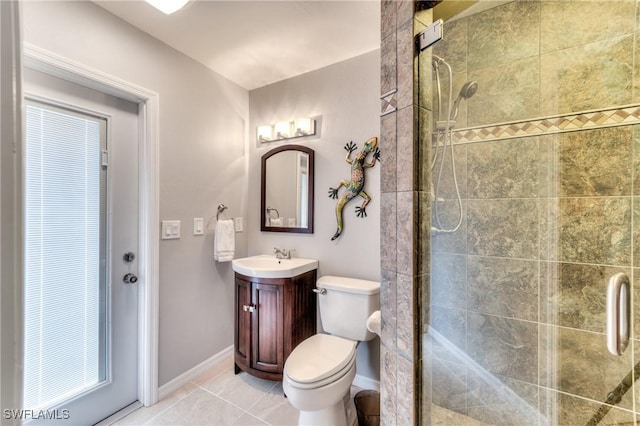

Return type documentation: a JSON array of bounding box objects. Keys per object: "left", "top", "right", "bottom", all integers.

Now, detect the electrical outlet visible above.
[{"left": 234, "top": 217, "right": 243, "bottom": 232}]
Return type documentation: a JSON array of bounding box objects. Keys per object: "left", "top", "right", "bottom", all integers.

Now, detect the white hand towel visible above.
[
  {"left": 270, "top": 217, "right": 283, "bottom": 227},
  {"left": 214, "top": 219, "right": 235, "bottom": 262}
]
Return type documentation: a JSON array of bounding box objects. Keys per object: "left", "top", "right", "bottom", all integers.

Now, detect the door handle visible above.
[
  {"left": 606, "top": 272, "right": 630, "bottom": 356},
  {"left": 123, "top": 273, "right": 138, "bottom": 284}
]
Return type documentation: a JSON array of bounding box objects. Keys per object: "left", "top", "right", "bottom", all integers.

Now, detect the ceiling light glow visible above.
[{"left": 145, "top": 0, "right": 189, "bottom": 15}]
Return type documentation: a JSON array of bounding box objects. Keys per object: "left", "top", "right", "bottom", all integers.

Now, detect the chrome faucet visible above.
[{"left": 273, "top": 247, "right": 291, "bottom": 259}]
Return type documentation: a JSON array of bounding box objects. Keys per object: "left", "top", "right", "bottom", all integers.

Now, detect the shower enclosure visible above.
[{"left": 420, "top": 0, "right": 640, "bottom": 424}]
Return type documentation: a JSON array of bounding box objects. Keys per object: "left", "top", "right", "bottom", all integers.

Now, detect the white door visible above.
[{"left": 23, "top": 68, "right": 139, "bottom": 425}]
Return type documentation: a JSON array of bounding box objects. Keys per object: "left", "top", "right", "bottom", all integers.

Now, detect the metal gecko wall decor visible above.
[{"left": 328, "top": 137, "right": 380, "bottom": 240}]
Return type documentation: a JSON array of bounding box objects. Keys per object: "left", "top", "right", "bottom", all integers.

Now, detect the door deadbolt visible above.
[
  {"left": 123, "top": 252, "right": 135, "bottom": 263},
  {"left": 123, "top": 273, "right": 138, "bottom": 284}
]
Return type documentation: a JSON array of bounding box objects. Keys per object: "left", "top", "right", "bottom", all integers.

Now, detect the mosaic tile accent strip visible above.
[
  {"left": 381, "top": 89, "right": 398, "bottom": 116},
  {"left": 450, "top": 104, "right": 640, "bottom": 144}
]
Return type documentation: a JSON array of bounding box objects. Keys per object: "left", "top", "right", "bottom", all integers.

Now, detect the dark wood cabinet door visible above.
[
  {"left": 252, "top": 282, "right": 284, "bottom": 374},
  {"left": 234, "top": 276, "right": 252, "bottom": 371}
]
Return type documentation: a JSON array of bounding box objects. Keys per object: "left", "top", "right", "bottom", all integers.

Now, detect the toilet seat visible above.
[{"left": 284, "top": 334, "right": 356, "bottom": 389}]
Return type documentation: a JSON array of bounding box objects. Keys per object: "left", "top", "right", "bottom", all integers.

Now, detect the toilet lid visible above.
[{"left": 285, "top": 334, "right": 356, "bottom": 384}]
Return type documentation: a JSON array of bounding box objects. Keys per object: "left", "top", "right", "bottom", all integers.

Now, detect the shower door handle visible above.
[{"left": 606, "top": 272, "right": 630, "bottom": 356}]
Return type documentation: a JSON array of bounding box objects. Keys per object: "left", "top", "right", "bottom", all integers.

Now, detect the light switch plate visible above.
[
  {"left": 193, "top": 218, "right": 204, "bottom": 236},
  {"left": 234, "top": 217, "right": 243, "bottom": 232},
  {"left": 161, "top": 220, "right": 181, "bottom": 239}
]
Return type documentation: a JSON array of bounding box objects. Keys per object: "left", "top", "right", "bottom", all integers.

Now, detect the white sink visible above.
[{"left": 232, "top": 254, "right": 318, "bottom": 279}]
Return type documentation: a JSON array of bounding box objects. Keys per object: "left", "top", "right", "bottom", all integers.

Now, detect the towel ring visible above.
[{"left": 216, "top": 204, "right": 228, "bottom": 221}]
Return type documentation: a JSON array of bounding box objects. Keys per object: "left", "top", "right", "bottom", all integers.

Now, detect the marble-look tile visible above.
[
  {"left": 416, "top": 38, "right": 432, "bottom": 111},
  {"left": 430, "top": 252, "right": 466, "bottom": 310},
  {"left": 432, "top": 18, "right": 467, "bottom": 76},
  {"left": 431, "top": 199, "right": 467, "bottom": 255},
  {"left": 539, "top": 324, "right": 634, "bottom": 411},
  {"left": 467, "top": 313, "right": 538, "bottom": 384},
  {"left": 381, "top": 0, "right": 397, "bottom": 43},
  {"left": 418, "top": 107, "right": 432, "bottom": 193},
  {"left": 381, "top": 269, "right": 397, "bottom": 348},
  {"left": 430, "top": 305, "right": 466, "bottom": 353},
  {"left": 466, "top": 374, "right": 540, "bottom": 426},
  {"left": 467, "top": 199, "right": 538, "bottom": 259},
  {"left": 540, "top": 389, "right": 635, "bottom": 426},
  {"left": 381, "top": 31, "right": 397, "bottom": 97},
  {"left": 431, "top": 357, "right": 466, "bottom": 412},
  {"left": 540, "top": 35, "right": 633, "bottom": 116},
  {"left": 633, "top": 125, "right": 640, "bottom": 195},
  {"left": 201, "top": 370, "right": 276, "bottom": 412},
  {"left": 431, "top": 140, "right": 467, "bottom": 200},
  {"left": 191, "top": 357, "right": 234, "bottom": 386},
  {"left": 397, "top": 106, "right": 416, "bottom": 192},
  {"left": 396, "top": 273, "right": 414, "bottom": 360},
  {"left": 431, "top": 404, "right": 490, "bottom": 426},
  {"left": 147, "top": 388, "right": 246, "bottom": 425},
  {"left": 557, "top": 197, "right": 631, "bottom": 265},
  {"left": 397, "top": 20, "right": 415, "bottom": 111},
  {"left": 380, "top": 113, "right": 397, "bottom": 194},
  {"left": 397, "top": 191, "right": 416, "bottom": 275},
  {"left": 467, "top": 137, "right": 538, "bottom": 199},
  {"left": 538, "top": 134, "right": 561, "bottom": 198},
  {"left": 540, "top": 0, "right": 635, "bottom": 54},
  {"left": 468, "top": 56, "right": 539, "bottom": 127},
  {"left": 557, "top": 127, "right": 632, "bottom": 197},
  {"left": 634, "top": 274, "right": 640, "bottom": 342},
  {"left": 396, "top": 0, "right": 414, "bottom": 28},
  {"left": 467, "top": 0, "right": 540, "bottom": 72},
  {"left": 380, "top": 344, "right": 398, "bottom": 426},
  {"left": 467, "top": 256, "right": 538, "bottom": 322},
  {"left": 396, "top": 355, "right": 415, "bottom": 426},
  {"left": 381, "top": 192, "right": 397, "bottom": 272},
  {"left": 539, "top": 262, "right": 628, "bottom": 332},
  {"left": 418, "top": 192, "right": 431, "bottom": 275},
  {"left": 419, "top": 272, "right": 430, "bottom": 334}
]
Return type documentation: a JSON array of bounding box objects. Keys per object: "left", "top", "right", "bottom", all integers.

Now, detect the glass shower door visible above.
[{"left": 422, "top": 0, "right": 640, "bottom": 424}]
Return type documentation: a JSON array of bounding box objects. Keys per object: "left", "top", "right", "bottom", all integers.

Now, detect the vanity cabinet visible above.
[{"left": 234, "top": 269, "right": 317, "bottom": 381}]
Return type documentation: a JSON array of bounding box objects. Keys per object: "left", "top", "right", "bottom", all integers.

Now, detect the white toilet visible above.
[{"left": 283, "top": 276, "right": 380, "bottom": 426}]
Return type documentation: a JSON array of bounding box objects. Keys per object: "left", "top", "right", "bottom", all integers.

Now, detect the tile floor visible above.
[{"left": 113, "top": 357, "right": 362, "bottom": 426}]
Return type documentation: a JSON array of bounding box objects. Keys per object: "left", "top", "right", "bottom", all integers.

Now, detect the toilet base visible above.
[{"left": 296, "top": 390, "right": 357, "bottom": 426}]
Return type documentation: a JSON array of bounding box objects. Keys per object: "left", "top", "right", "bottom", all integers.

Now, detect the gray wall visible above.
[
  {"left": 248, "top": 50, "right": 381, "bottom": 382},
  {"left": 22, "top": 1, "right": 250, "bottom": 386},
  {"left": 22, "top": 1, "right": 382, "bottom": 387}
]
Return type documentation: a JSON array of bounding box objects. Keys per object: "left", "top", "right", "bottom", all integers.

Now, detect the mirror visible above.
[{"left": 261, "top": 144, "right": 314, "bottom": 233}]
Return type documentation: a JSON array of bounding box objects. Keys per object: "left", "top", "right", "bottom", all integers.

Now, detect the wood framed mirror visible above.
[{"left": 261, "top": 144, "right": 314, "bottom": 234}]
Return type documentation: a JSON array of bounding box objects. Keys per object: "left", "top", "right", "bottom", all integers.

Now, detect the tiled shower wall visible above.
[
  {"left": 426, "top": 0, "right": 640, "bottom": 424},
  {"left": 379, "top": 1, "right": 433, "bottom": 425}
]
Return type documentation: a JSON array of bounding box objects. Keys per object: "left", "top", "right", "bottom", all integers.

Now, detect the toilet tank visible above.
[{"left": 316, "top": 276, "right": 380, "bottom": 342}]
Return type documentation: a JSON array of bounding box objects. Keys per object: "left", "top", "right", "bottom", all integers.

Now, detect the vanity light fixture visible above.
[
  {"left": 257, "top": 118, "right": 316, "bottom": 143},
  {"left": 145, "top": 0, "right": 189, "bottom": 14},
  {"left": 275, "top": 121, "right": 291, "bottom": 139},
  {"left": 257, "top": 125, "right": 274, "bottom": 142}
]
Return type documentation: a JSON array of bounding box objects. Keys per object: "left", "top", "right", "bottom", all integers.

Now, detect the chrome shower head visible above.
[
  {"left": 450, "top": 81, "right": 478, "bottom": 121},
  {"left": 459, "top": 81, "right": 478, "bottom": 99}
]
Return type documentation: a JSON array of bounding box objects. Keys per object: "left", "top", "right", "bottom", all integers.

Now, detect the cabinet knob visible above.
[{"left": 243, "top": 304, "right": 256, "bottom": 313}]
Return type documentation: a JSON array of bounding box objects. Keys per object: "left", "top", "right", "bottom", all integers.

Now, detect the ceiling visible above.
[{"left": 95, "top": 0, "right": 381, "bottom": 91}]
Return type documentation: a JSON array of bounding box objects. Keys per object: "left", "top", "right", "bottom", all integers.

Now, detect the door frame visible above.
[{"left": 22, "top": 43, "right": 160, "bottom": 407}]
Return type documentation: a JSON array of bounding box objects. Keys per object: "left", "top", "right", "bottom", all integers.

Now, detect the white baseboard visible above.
[
  {"left": 158, "top": 345, "right": 233, "bottom": 401},
  {"left": 158, "top": 344, "right": 379, "bottom": 401},
  {"left": 353, "top": 374, "right": 380, "bottom": 392}
]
